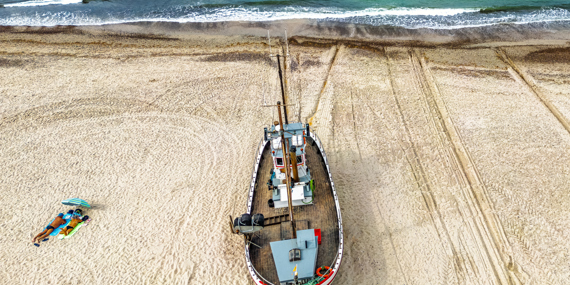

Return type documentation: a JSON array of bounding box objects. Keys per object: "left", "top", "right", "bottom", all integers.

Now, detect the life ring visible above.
[{"left": 316, "top": 266, "right": 331, "bottom": 279}]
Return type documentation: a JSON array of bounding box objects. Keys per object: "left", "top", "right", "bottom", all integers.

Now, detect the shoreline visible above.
[{"left": 2, "top": 19, "right": 570, "bottom": 47}]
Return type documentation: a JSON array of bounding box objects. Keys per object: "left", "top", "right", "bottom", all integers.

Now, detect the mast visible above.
[
  {"left": 290, "top": 145, "right": 299, "bottom": 182},
  {"left": 277, "top": 101, "right": 296, "bottom": 238},
  {"left": 276, "top": 55, "right": 289, "bottom": 124}
]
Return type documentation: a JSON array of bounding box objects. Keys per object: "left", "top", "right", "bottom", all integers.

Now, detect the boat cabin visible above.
[
  {"left": 269, "top": 229, "right": 319, "bottom": 284},
  {"left": 265, "top": 122, "right": 313, "bottom": 209}
]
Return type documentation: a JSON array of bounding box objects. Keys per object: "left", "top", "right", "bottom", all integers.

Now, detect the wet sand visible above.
[{"left": 1, "top": 23, "right": 570, "bottom": 284}]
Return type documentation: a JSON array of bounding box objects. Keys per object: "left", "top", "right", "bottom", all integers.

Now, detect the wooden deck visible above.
[{"left": 249, "top": 137, "right": 340, "bottom": 284}]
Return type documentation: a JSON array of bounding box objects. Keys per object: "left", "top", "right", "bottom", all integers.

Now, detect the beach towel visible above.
[
  {"left": 45, "top": 213, "right": 73, "bottom": 236},
  {"left": 57, "top": 222, "right": 85, "bottom": 240}
]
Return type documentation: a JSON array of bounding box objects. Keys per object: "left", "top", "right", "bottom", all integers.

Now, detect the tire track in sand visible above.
[
  {"left": 410, "top": 49, "right": 523, "bottom": 284},
  {"left": 352, "top": 47, "right": 462, "bottom": 284},
  {"left": 396, "top": 49, "right": 470, "bottom": 284},
  {"left": 493, "top": 48, "right": 569, "bottom": 285},
  {"left": 495, "top": 48, "right": 570, "bottom": 135},
  {"left": 377, "top": 46, "right": 461, "bottom": 284}
]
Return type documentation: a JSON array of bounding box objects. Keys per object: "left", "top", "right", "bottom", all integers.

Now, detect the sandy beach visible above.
[{"left": 1, "top": 22, "right": 570, "bottom": 284}]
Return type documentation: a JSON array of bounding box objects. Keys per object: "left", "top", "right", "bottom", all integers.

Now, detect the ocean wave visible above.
[
  {"left": 172, "top": 7, "right": 481, "bottom": 22},
  {"left": 0, "top": 5, "right": 569, "bottom": 29},
  {"left": 4, "top": 0, "right": 82, "bottom": 8},
  {"left": 479, "top": 4, "right": 570, "bottom": 14}
]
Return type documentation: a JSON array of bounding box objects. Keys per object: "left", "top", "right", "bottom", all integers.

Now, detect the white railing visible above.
[
  {"left": 247, "top": 138, "right": 268, "bottom": 214},
  {"left": 308, "top": 132, "right": 344, "bottom": 285},
  {"left": 245, "top": 138, "right": 270, "bottom": 285}
]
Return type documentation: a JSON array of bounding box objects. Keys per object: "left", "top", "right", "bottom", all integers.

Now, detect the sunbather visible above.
[
  {"left": 60, "top": 215, "right": 89, "bottom": 236},
  {"left": 32, "top": 213, "right": 67, "bottom": 243}
]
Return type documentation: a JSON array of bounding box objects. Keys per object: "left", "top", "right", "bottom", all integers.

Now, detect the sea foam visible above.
[
  {"left": 4, "top": 0, "right": 82, "bottom": 8},
  {"left": 0, "top": 4, "right": 569, "bottom": 29}
]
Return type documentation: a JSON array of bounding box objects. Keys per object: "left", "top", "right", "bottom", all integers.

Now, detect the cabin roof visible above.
[
  {"left": 270, "top": 122, "right": 305, "bottom": 139},
  {"left": 269, "top": 229, "right": 318, "bottom": 283}
]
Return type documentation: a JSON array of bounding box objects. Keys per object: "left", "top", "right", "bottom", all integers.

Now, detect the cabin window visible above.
[
  {"left": 275, "top": 157, "right": 284, "bottom": 166},
  {"left": 296, "top": 155, "right": 303, "bottom": 165},
  {"left": 289, "top": 248, "right": 301, "bottom": 262},
  {"left": 272, "top": 137, "right": 282, "bottom": 149},
  {"left": 292, "top": 135, "right": 303, "bottom": 146}
]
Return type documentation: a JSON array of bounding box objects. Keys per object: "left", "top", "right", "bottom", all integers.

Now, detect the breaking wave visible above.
[{"left": 0, "top": 2, "right": 569, "bottom": 29}]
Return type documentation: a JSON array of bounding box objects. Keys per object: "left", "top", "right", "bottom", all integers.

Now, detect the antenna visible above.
[
  {"left": 266, "top": 30, "right": 273, "bottom": 121},
  {"left": 267, "top": 30, "right": 272, "bottom": 57},
  {"left": 276, "top": 55, "right": 289, "bottom": 124},
  {"left": 284, "top": 29, "right": 289, "bottom": 57}
]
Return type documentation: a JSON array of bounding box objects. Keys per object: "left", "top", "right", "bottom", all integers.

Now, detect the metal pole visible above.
[
  {"left": 276, "top": 55, "right": 289, "bottom": 124},
  {"left": 267, "top": 30, "right": 272, "bottom": 56},
  {"left": 290, "top": 145, "right": 298, "bottom": 182},
  {"left": 285, "top": 29, "right": 289, "bottom": 57},
  {"left": 277, "top": 101, "right": 296, "bottom": 238}
]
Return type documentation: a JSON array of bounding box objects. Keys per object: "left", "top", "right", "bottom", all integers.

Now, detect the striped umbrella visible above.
[{"left": 61, "top": 198, "right": 91, "bottom": 208}]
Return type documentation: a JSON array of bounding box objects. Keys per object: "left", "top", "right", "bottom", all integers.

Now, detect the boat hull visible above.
[{"left": 244, "top": 132, "right": 344, "bottom": 285}]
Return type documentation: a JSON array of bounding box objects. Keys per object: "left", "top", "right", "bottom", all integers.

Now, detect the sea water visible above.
[{"left": 0, "top": 0, "right": 569, "bottom": 28}]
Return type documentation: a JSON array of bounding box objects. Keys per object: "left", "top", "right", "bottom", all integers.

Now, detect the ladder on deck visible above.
[{"left": 263, "top": 213, "right": 290, "bottom": 226}]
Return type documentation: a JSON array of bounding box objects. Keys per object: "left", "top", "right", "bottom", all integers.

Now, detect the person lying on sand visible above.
[
  {"left": 60, "top": 214, "right": 89, "bottom": 237},
  {"left": 33, "top": 213, "right": 67, "bottom": 244}
]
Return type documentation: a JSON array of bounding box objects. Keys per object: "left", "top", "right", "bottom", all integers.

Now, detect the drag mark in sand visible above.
[
  {"left": 495, "top": 48, "right": 570, "bottom": 135},
  {"left": 308, "top": 45, "right": 340, "bottom": 126},
  {"left": 412, "top": 49, "right": 522, "bottom": 284},
  {"left": 349, "top": 90, "right": 362, "bottom": 161}
]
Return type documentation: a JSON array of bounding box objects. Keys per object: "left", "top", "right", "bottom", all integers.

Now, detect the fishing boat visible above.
[{"left": 230, "top": 51, "right": 343, "bottom": 285}]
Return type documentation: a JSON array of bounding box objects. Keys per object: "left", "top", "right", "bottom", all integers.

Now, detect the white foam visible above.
[
  {"left": 139, "top": 7, "right": 480, "bottom": 24},
  {"left": 0, "top": 6, "right": 569, "bottom": 29},
  {"left": 182, "top": 7, "right": 481, "bottom": 22},
  {"left": 355, "top": 7, "right": 479, "bottom": 17},
  {"left": 4, "top": 0, "right": 82, "bottom": 8}
]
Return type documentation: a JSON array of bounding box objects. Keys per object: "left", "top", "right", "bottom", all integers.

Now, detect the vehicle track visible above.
[
  {"left": 405, "top": 49, "right": 478, "bottom": 284},
  {"left": 410, "top": 48, "right": 522, "bottom": 284},
  {"left": 381, "top": 46, "right": 454, "bottom": 284},
  {"left": 495, "top": 48, "right": 570, "bottom": 135}
]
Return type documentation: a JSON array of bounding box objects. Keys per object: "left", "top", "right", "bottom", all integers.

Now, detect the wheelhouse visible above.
[{"left": 264, "top": 122, "right": 313, "bottom": 208}]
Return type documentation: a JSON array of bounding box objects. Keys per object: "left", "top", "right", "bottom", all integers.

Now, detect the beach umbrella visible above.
[{"left": 61, "top": 198, "right": 91, "bottom": 208}]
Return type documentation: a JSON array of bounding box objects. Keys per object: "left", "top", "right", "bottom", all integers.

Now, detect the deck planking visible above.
[{"left": 249, "top": 137, "right": 340, "bottom": 284}]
